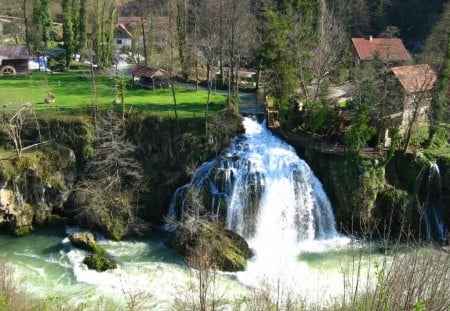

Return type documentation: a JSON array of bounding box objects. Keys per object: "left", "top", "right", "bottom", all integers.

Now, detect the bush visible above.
[
  {"left": 68, "top": 61, "right": 91, "bottom": 70},
  {"left": 0, "top": 257, "right": 28, "bottom": 310}
]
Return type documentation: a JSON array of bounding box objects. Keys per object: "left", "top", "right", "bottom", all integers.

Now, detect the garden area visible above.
[{"left": 0, "top": 72, "right": 227, "bottom": 118}]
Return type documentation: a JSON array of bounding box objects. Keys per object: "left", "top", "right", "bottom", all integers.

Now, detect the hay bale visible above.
[{"left": 44, "top": 92, "right": 55, "bottom": 104}]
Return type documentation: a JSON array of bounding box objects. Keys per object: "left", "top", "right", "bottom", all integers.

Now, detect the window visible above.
[{"left": 116, "top": 39, "right": 122, "bottom": 45}]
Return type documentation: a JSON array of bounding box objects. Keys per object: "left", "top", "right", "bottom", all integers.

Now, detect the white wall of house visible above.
[{"left": 114, "top": 38, "right": 132, "bottom": 50}]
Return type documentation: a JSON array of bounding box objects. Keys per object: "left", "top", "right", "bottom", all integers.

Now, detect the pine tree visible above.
[
  {"left": 40, "top": 0, "right": 53, "bottom": 47},
  {"left": 429, "top": 33, "right": 450, "bottom": 142},
  {"left": 78, "top": 0, "right": 88, "bottom": 52},
  {"left": 260, "top": 0, "right": 319, "bottom": 120},
  {"left": 62, "top": 0, "right": 75, "bottom": 68}
]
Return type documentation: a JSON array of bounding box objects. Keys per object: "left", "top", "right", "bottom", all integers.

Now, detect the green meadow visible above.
[{"left": 0, "top": 72, "right": 227, "bottom": 118}]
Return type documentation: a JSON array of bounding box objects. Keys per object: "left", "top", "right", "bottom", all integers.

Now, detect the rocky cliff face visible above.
[
  {"left": 300, "top": 146, "right": 449, "bottom": 238},
  {"left": 0, "top": 146, "right": 76, "bottom": 235},
  {"left": 0, "top": 110, "right": 243, "bottom": 238},
  {"left": 301, "top": 150, "right": 386, "bottom": 233},
  {"left": 437, "top": 156, "right": 450, "bottom": 231}
]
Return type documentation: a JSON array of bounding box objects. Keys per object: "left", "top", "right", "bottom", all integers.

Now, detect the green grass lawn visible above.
[{"left": 0, "top": 72, "right": 227, "bottom": 118}]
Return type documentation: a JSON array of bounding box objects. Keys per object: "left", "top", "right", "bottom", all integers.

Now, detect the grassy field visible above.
[{"left": 0, "top": 71, "right": 227, "bottom": 118}]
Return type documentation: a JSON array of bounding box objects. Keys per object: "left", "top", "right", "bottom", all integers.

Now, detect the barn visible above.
[
  {"left": 0, "top": 44, "right": 29, "bottom": 76},
  {"left": 130, "top": 64, "right": 168, "bottom": 89}
]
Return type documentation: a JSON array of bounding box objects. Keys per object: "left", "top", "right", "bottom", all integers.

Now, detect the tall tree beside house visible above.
[
  {"left": 429, "top": 33, "right": 450, "bottom": 144},
  {"left": 176, "top": 0, "right": 189, "bottom": 81},
  {"left": 30, "top": 0, "right": 53, "bottom": 50},
  {"left": 223, "top": 0, "right": 253, "bottom": 107},
  {"left": 39, "top": 0, "right": 52, "bottom": 47},
  {"left": 93, "top": 0, "right": 117, "bottom": 68},
  {"left": 166, "top": 0, "right": 180, "bottom": 122},
  {"left": 371, "top": 0, "right": 389, "bottom": 34},
  {"left": 308, "top": 0, "right": 347, "bottom": 102},
  {"left": 71, "top": 0, "right": 79, "bottom": 50},
  {"left": 138, "top": 0, "right": 149, "bottom": 65},
  {"left": 24, "top": 0, "right": 30, "bottom": 44},
  {"left": 62, "top": 0, "right": 75, "bottom": 68},
  {"left": 196, "top": 0, "right": 221, "bottom": 138},
  {"left": 77, "top": 0, "right": 88, "bottom": 52},
  {"left": 261, "top": 7, "right": 297, "bottom": 119},
  {"left": 421, "top": 2, "right": 450, "bottom": 65},
  {"left": 261, "top": 0, "right": 319, "bottom": 120},
  {"left": 105, "top": 3, "right": 117, "bottom": 67},
  {"left": 351, "top": 0, "right": 371, "bottom": 37}
]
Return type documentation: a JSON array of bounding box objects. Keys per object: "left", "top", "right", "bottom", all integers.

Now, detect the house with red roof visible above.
[
  {"left": 351, "top": 37, "right": 411, "bottom": 63},
  {"left": 114, "top": 23, "right": 133, "bottom": 51},
  {"left": 382, "top": 64, "right": 437, "bottom": 146}
]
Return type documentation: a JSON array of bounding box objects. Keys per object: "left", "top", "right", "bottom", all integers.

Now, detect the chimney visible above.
[{"left": 369, "top": 35, "right": 373, "bottom": 42}]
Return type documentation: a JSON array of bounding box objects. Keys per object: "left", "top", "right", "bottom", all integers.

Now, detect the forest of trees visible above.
[{"left": 0, "top": 0, "right": 449, "bottom": 152}]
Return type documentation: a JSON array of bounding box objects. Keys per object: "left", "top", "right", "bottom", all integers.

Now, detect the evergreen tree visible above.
[
  {"left": 351, "top": 0, "right": 372, "bottom": 37},
  {"left": 429, "top": 33, "right": 450, "bottom": 142},
  {"left": 78, "top": 0, "right": 88, "bottom": 52},
  {"left": 261, "top": 8, "right": 297, "bottom": 118},
  {"left": 71, "top": 0, "right": 80, "bottom": 53},
  {"left": 30, "top": 0, "right": 52, "bottom": 50},
  {"left": 62, "top": 0, "right": 75, "bottom": 68},
  {"left": 39, "top": 0, "right": 52, "bottom": 47},
  {"left": 261, "top": 0, "right": 319, "bottom": 120}
]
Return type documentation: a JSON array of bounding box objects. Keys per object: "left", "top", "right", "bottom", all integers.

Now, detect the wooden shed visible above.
[
  {"left": 130, "top": 64, "right": 168, "bottom": 89},
  {"left": 0, "top": 44, "right": 29, "bottom": 76}
]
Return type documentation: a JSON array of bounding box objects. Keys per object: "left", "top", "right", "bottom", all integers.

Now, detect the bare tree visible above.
[
  {"left": 165, "top": 0, "right": 180, "bottom": 122},
  {"left": 0, "top": 103, "right": 43, "bottom": 157},
  {"left": 170, "top": 187, "right": 226, "bottom": 311},
  {"left": 73, "top": 111, "right": 145, "bottom": 239},
  {"left": 308, "top": 0, "right": 347, "bottom": 102},
  {"left": 120, "top": 271, "right": 153, "bottom": 311},
  {"left": 138, "top": 0, "right": 149, "bottom": 65},
  {"left": 0, "top": 257, "right": 28, "bottom": 310},
  {"left": 222, "top": 0, "right": 254, "bottom": 107},
  {"left": 195, "top": 0, "right": 221, "bottom": 139}
]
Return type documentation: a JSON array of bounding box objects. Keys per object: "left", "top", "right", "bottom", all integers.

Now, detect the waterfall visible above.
[
  {"left": 423, "top": 162, "right": 446, "bottom": 241},
  {"left": 167, "top": 116, "right": 338, "bottom": 246}
]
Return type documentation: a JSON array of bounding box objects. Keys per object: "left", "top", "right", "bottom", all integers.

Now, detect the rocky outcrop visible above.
[
  {"left": 69, "top": 231, "right": 117, "bottom": 272},
  {"left": 0, "top": 146, "right": 76, "bottom": 235},
  {"left": 69, "top": 231, "right": 98, "bottom": 251},
  {"left": 296, "top": 144, "right": 449, "bottom": 238},
  {"left": 170, "top": 221, "right": 252, "bottom": 272},
  {"left": 300, "top": 150, "right": 386, "bottom": 232}
]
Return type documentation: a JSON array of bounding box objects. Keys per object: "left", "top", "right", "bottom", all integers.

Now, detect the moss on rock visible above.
[
  {"left": 69, "top": 231, "right": 117, "bottom": 272},
  {"left": 170, "top": 221, "right": 252, "bottom": 272},
  {"left": 83, "top": 254, "right": 117, "bottom": 272}
]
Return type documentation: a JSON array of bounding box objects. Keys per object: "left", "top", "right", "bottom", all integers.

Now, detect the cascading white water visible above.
[
  {"left": 168, "top": 117, "right": 347, "bottom": 294},
  {"left": 423, "top": 162, "right": 446, "bottom": 241},
  {"left": 224, "top": 117, "right": 337, "bottom": 241},
  {"left": 168, "top": 117, "right": 338, "bottom": 241}
]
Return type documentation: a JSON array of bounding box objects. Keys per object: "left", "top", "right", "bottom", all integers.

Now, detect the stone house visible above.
[{"left": 383, "top": 64, "right": 437, "bottom": 146}]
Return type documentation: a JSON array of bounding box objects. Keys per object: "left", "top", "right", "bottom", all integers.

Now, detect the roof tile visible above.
[
  {"left": 391, "top": 64, "right": 437, "bottom": 93},
  {"left": 352, "top": 38, "right": 410, "bottom": 61}
]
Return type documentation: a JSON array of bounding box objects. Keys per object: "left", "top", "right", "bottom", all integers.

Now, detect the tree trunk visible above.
[{"left": 139, "top": 0, "right": 148, "bottom": 65}]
